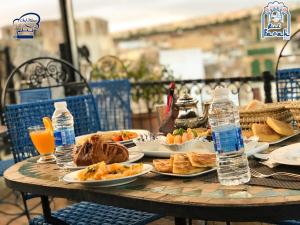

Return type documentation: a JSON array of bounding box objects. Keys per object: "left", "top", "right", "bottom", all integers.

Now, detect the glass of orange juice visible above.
[{"left": 29, "top": 125, "right": 56, "bottom": 163}]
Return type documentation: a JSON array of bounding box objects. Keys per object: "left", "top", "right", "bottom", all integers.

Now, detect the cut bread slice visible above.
[
  {"left": 172, "top": 154, "right": 206, "bottom": 174},
  {"left": 266, "top": 117, "right": 294, "bottom": 136},
  {"left": 252, "top": 123, "right": 281, "bottom": 142},
  {"left": 153, "top": 159, "right": 172, "bottom": 173},
  {"left": 186, "top": 152, "right": 216, "bottom": 168}
]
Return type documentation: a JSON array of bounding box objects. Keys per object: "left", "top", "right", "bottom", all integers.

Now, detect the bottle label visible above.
[
  {"left": 54, "top": 128, "right": 75, "bottom": 146},
  {"left": 212, "top": 125, "right": 244, "bottom": 153}
]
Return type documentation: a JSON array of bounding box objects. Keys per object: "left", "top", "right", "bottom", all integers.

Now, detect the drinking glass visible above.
[{"left": 28, "top": 125, "right": 56, "bottom": 163}]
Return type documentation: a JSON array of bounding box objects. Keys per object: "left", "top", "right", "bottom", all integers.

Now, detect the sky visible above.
[{"left": 0, "top": 0, "right": 299, "bottom": 32}]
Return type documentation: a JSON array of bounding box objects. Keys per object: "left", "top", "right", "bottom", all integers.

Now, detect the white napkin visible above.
[{"left": 260, "top": 159, "right": 280, "bottom": 168}]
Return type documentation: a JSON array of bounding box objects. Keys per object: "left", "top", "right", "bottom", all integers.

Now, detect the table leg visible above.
[
  {"left": 40, "top": 195, "right": 69, "bottom": 225},
  {"left": 175, "top": 217, "right": 187, "bottom": 225}
]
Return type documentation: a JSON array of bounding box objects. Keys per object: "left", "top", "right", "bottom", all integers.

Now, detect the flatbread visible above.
[
  {"left": 186, "top": 152, "right": 216, "bottom": 168},
  {"left": 172, "top": 154, "right": 206, "bottom": 174},
  {"left": 153, "top": 159, "right": 172, "bottom": 173},
  {"left": 252, "top": 123, "right": 281, "bottom": 142},
  {"left": 266, "top": 117, "right": 294, "bottom": 136}
]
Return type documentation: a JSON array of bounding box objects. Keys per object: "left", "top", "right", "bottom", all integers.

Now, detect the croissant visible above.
[{"left": 73, "top": 134, "right": 129, "bottom": 166}]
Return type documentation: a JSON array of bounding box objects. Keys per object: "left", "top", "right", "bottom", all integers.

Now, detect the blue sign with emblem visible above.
[
  {"left": 261, "top": 1, "right": 291, "bottom": 40},
  {"left": 13, "top": 12, "right": 40, "bottom": 39}
]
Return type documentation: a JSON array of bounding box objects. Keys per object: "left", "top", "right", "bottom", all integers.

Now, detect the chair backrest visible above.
[
  {"left": 89, "top": 79, "right": 132, "bottom": 130},
  {"left": 276, "top": 68, "right": 300, "bottom": 101},
  {"left": 3, "top": 95, "right": 100, "bottom": 163},
  {"left": 1, "top": 57, "right": 93, "bottom": 107},
  {"left": 19, "top": 88, "right": 52, "bottom": 103}
]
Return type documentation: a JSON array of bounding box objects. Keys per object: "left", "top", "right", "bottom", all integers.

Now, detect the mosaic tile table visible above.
[{"left": 4, "top": 134, "right": 300, "bottom": 223}]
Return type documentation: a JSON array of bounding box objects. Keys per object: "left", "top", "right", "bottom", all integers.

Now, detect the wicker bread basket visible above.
[
  {"left": 239, "top": 104, "right": 293, "bottom": 130},
  {"left": 284, "top": 101, "right": 300, "bottom": 128}
]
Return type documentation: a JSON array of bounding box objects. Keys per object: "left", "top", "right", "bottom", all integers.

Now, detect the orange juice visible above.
[{"left": 30, "top": 130, "right": 55, "bottom": 155}]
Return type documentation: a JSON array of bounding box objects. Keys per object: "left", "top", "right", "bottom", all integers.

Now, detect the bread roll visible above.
[
  {"left": 73, "top": 134, "right": 129, "bottom": 166},
  {"left": 252, "top": 123, "right": 281, "bottom": 142},
  {"left": 266, "top": 117, "right": 294, "bottom": 136}
]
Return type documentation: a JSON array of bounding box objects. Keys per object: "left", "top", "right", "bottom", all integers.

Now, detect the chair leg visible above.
[
  {"left": 21, "top": 192, "right": 31, "bottom": 222},
  {"left": 41, "top": 195, "right": 68, "bottom": 225},
  {"left": 175, "top": 217, "right": 187, "bottom": 225}
]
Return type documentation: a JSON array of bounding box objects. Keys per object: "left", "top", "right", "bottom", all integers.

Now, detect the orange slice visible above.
[{"left": 43, "top": 117, "right": 53, "bottom": 133}]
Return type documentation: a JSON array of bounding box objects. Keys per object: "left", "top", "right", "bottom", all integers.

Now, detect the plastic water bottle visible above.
[
  {"left": 52, "top": 101, "right": 75, "bottom": 167},
  {"left": 208, "top": 87, "right": 250, "bottom": 185}
]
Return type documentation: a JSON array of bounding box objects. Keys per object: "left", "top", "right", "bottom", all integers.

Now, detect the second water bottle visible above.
[{"left": 52, "top": 101, "right": 75, "bottom": 167}]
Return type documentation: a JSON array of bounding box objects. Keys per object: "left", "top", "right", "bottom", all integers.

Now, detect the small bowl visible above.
[{"left": 160, "top": 136, "right": 206, "bottom": 152}]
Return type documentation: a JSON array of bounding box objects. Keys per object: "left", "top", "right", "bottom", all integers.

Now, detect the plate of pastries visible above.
[
  {"left": 242, "top": 117, "right": 299, "bottom": 144},
  {"left": 160, "top": 128, "right": 211, "bottom": 152},
  {"left": 153, "top": 152, "right": 216, "bottom": 177},
  {"left": 66, "top": 134, "right": 144, "bottom": 170},
  {"left": 63, "top": 161, "right": 153, "bottom": 187}
]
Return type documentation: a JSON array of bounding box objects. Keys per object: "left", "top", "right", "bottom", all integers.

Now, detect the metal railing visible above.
[{"left": 130, "top": 71, "right": 274, "bottom": 132}]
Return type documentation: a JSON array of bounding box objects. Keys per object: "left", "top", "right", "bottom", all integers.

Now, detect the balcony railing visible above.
[{"left": 130, "top": 71, "right": 274, "bottom": 132}]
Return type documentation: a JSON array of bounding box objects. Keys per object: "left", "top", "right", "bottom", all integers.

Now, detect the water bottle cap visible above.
[
  {"left": 213, "top": 87, "right": 229, "bottom": 101},
  {"left": 54, "top": 101, "right": 67, "bottom": 109}
]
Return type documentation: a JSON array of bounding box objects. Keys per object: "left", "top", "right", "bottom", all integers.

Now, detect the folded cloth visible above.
[{"left": 260, "top": 159, "right": 280, "bottom": 168}]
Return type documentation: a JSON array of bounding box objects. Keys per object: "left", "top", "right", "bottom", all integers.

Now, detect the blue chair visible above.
[
  {"left": 276, "top": 68, "right": 300, "bottom": 101},
  {"left": 90, "top": 79, "right": 132, "bottom": 131},
  {"left": 0, "top": 88, "right": 52, "bottom": 176},
  {"left": 4, "top": 95, "right": 100, "bottom": 162},
  {"left": 2, "top": 57, "right": 160, "bottom": 225},
  {"left": 4, "top": 94, "right": 161, "bottom": 225},
  {"left": 0, "top": 159, "right": 14, "bottom": 176},
  {"left": 20, "top": 88, "right": 52, "bottom": 103},
  {"left": 30, "top": 201, "right": 161, "bottom": 225}
]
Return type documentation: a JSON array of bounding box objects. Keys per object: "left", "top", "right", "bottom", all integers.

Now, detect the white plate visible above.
[
  {"left": 269, "top": 143, "right": 300, "bottom": 166},
  {"left": 267, "top": 130, "right": 300, "bottom": 145},
  {"left": 137, "top": 140, "right": 268, "bottom": 158},
  {"left": 152, "top": 167, "right": 216, "bottom": 177},
  {"left": 75, "top": 129, "right": 150, "bottom": 144},
  {"left": 63, "top": 163, "right": 153, "bottom": 187},
  {"left": 65, "top": 152, "right": 144, "bottom": 170}
]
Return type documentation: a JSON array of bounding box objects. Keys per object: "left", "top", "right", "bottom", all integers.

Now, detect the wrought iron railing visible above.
[
  {"left": 130, "top": 72, "right": 275, "bottom": 132},
  {"left": 131, "top": 72, "right": 274, "bottom": 113}
]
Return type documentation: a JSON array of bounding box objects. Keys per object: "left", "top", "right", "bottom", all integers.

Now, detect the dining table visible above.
[{"left": 4, "top": 134, "right": 300, "bottom": 225}]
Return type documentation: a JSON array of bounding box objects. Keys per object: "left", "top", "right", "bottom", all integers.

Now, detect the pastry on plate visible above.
[
  {"left": 73, "top": 134, "right": 129, "bottom": 166},
  {"left": 266, "top": 117, "right": 294, "bottom": 136},
  {"left": 76, "top": 133, "right": 97, "bottom": 145},
  {"left": 172, "top": 154, "right": 206, "bottom": 174},
  {"left": 78, "top": 162, "right": 143, "bottom": 181},
  {"left": 252, "top": 123, "right": 281, "bottom": 142},
  {"left": 186, "top": 152, "right": 216, "bottom": 168},
  {"left": 153, "top": 159, "right": 172, "bottom": 173}
]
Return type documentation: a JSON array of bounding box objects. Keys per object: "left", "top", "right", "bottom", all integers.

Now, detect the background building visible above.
[{"left": 113, "top": 7, "right": 300, "bottom": 79}]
